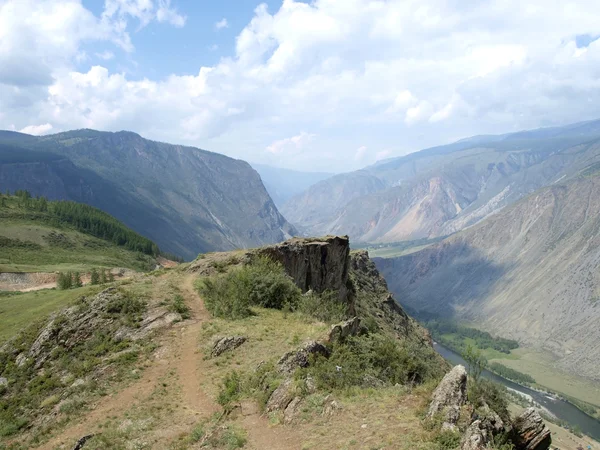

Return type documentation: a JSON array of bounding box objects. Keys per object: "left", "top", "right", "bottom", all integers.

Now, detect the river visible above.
[{"left": 433, "top": 342, "right": 600, "bottom": 442}]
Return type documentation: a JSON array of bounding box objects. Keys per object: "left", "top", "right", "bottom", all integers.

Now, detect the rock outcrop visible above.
[
  {"left": 512, "top": 408, "right": 551, "bottom": 450},
  {"left": 461, "top": 420, "right": 489, "bottom": 450},
  {"left": 278, "top": 341, "right": 330, "bottom": 375},
  {"left": 257, "top": 236, "right": 352, "bottom": 305},
  {"left": 211, "top": 336, "right": 247, "bottom": 357},
  {"left": 427, "top": 365, "right": 468, "bottom": 431},
  {"left": 328, "top": 317, "right": 361, "bottom": 344}
]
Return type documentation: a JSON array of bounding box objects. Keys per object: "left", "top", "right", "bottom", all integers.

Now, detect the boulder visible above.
[
  {"left": 0, "top": 377, "right": 7, "bottom": 387},
  {"left": 427, "top": 365, "right": 468, "bottom": 430},
  {"left": 461, "top": 420, "right": 489, "bottom": 450},
  {"left": 266, "top": 378, "right": 295, "bottom": 412},
  {"left": 328, "top": 317, "right": 361, "bottom": 344},
  {"left": 211, "top": 336, "right": 247, "bottom": 357},
  {"left": 512, "top": 408, "right": 551, "bottom": 450},
  {"left": 278, "top": 341, "right": 330, "bottom": 374},
  {"left": 283, "top": 396, "right": 303, "bottom": 424}
]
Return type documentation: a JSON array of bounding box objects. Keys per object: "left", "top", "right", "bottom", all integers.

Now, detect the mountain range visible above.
[
  {"left": 282, "top": 119, "right": 600, "bottom": 244},
  {"left": 374, "top": 167, "right": 600, "bottom": 381},
  {"left": 0, "top": 130, "right": 295, "bottom": 260}
]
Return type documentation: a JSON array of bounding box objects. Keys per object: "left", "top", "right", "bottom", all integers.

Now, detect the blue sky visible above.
[{"left": 2, "top": 0, "right": 600, "bottom": 172}]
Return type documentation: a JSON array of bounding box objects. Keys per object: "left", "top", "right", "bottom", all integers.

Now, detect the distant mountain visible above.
[
  {"left": 0, "top": 130, "right": 296, "bottom": 259},
  {"left": 375, "top": 167, "right": 600, "bottom": 381},
  {"left": 251, "top": 163, "right": 334, "bottom": 208},
  {"left": 282, "top": 119, "right": 600, "bottom": 243}
]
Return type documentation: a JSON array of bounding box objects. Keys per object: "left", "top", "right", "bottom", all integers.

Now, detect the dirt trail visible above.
[
  {"left": 36, "top": 275, "right": 217, "bottom": 450},
  {"left": 35, "top": 274, "right": 304, "bottom": 449}
]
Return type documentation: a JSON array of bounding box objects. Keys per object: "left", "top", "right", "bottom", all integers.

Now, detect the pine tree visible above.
[
  {"left": 100, "top": 269, "right": 107, "bottom": 284},
  {"left": 90, "top": 268, "right": 100, "bottom": 285},
  {"left": 73, "top": 272, "right": 83, "bottom": 288},
  {"left": 108, "top": 271, "right": 115, "bottom": 282},
  {"left": 57, "top": 272, "right": 73, "bottom": 290}
]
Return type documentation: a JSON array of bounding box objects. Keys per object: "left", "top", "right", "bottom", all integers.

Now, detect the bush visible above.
[
  {"left": 296, "top": 290, "right": 347, "bottom": 323},
  {"left": 57, "top": 272, "right": 73, "bottom": 290},
  {"left": 169, "top": 294, "right": 190, "bottom": 319},
  {"left": 303, "top": 334, "right": 442, "bottom": 391},
  {"left": 198, "top": 256, "right": 301, "bottom": 319},
  {"left": 468, "top": 379, "right": 510, "bottom": 424},
  {"left": 218, "top": 371, "right": 243, "bottom": 413}
]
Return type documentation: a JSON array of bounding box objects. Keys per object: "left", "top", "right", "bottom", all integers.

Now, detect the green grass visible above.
[
  {"left": 0, "top": 285, "right": 103, "bottom": 344},
  {"left": 0, "top": 221, "right": 155, "bottom": 272}
]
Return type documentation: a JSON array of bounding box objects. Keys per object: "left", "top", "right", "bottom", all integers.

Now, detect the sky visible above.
[{"left": 1, "top": 0, "right": 600, "bottom": 172}]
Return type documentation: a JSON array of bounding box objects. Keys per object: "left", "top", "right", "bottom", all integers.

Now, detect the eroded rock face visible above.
[
  {"left": 328, "top": 317, "right": 361, "bottom": 344},
  {"left": 257, "top": 235, "right": 352, "bottom": 304},
  {"left": 278, "top": 341, "right": 330, "bottom": 374},
  {"left": 512, "top": 408, "right": 551, "bottom": 450},
  {"left": 461, "top": 420, "right": 489, "bottom": 450},
  {"left": 427, "top": 365, "right": 468, "bottom": 430},
  {"left": 266, "top": 378, "right": 295, "bottom": 412},
  {"left": 211, "top": 336, "right": 247, "bottom": 357}
]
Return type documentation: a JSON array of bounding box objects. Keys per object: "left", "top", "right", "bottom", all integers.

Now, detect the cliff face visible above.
[
  {"left": 376, "top": 173, "right": 600, "bottom": 381},
  {"left": 257, "top": 235, "right": 351, "bottom": 303},
  {"left": 0, "top": 131, "right": 297, "bottom": 259}
]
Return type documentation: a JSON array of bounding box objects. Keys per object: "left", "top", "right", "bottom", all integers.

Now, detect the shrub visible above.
[
  {"left": 296, "top": 290, "right": 347, "bottom": 323},
  {"left": 199, "top": 275, "right": 252, "bottom": 320},
  {"left": 57, "top": 272, "right": 73, "bottom": 290},
  {"left": 468, "top": 379, "right": 510, "bottom": 424},
  {"left": 90, "top": 268, "right": 100, "bottom": 285},
  {"left": 218, "top": 371, "right": 243, "bottom": 413},
  {"left": 198, "top": 256, "right": 301, "bottom": 319},
  {"left": 303, "top": 334, "right": 442, "bottom": 391},
  {"left": 169, "top": 294, "right": 190, "bottom": 319}
]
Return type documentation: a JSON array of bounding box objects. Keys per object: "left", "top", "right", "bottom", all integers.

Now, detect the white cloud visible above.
[
  {"left": 375, "top": 149, "right": 392, "bottom": 161},
  {"left": 96, "top": 50, "right": 115, "bottom": 60},
  {"left": 266, "top": 132, "right": 316, "bottom": 154},
  {"left": 215, "top": 18, "right": 228, "bottom": 30},
  {"left": 20, "top": 123, "right": 53, "bottom": 135},
  {"left": 208, "top": 44, "right": 219, "bottom": 52},
  {"left": 3, "top": 0, "right": 600, "bottom": 171},
  {"left": 354, "top": 146, "right": 368, "bottom": 161}
]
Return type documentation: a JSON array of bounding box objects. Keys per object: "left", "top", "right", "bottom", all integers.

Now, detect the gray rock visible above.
[
  {"left": 278, "top": 341, "right": 330, "bottom": 374},
  {"left": 328, "top": 317, "right": 361, "bottom": 344},
  {"left": 266, "top": 378, "right": 295, "bottom": 412},
  {"left": 0, "top": 377, "right": 7, "bottom": 387},
  {"left": 211, "top": 336, "right": 247, "bottom": 357},
  {"left": 512, "top": 408, "right": 551, "bottom": 450},
  {"left": 461, "top": 420, "right": 489, "bottom": 450},
  {"left": 283, "top": 396, "right": 303, "bottom": 424},
  {"left": 427, "top": 365, "right": 468, "bottom": 429}
]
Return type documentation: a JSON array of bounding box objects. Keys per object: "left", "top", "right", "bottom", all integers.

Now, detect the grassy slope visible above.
[
  {"left": 0, "top": 198, "right": 157, "bottom": 273},
  {"left": 0, "top": 286, "right": 103, "bottom": 344}
]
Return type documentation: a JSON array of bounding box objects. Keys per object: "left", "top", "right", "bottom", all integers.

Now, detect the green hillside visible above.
[{"left": 0, "top": 190, "right": 159, "bottom": 272}]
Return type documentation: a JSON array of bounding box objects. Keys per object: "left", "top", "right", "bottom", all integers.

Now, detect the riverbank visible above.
[{"left": 434, "top": 342, "right": 600, "bottom": 442}]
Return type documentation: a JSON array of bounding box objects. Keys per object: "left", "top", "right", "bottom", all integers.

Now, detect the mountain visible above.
[
  {"left": 250, "top": 163, "right": 334, "bottom": 208},
  {"left": 282, "top": 119, "right": 600, "bottom": 243},
  {"left": 0, "top": 130, "right": 296, "bottom": 259},
  {"left": 375, "top": 167, "right": 600, "bottom": 381}
]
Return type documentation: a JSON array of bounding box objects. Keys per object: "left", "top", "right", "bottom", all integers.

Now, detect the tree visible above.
[
  {"left": 73, "top": 272, "right": 83, "bottom": 288},
  {"left": 90, "top": 268, "right": 100, "bottom": 285},
  {"left": 57, "top": 272, "right": 72, "bottom": 290},
  {"left": 108, "top": 271, "right": 115, "bottom": 282},
  {"left": 100, "top": 269, "right": 107, "bottom": 284},
  {"left": 462, "top": 343, "right": 486, "bottom": 382}
]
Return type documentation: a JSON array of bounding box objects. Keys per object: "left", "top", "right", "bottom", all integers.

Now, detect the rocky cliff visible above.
[{"left": 256, "top": 235, "right": 351, "bottom": 303}]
